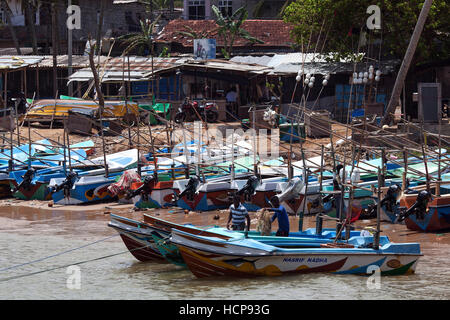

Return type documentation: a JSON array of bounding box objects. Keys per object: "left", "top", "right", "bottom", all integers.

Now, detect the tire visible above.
[
  {"left": 174, "top": 112, "right": 186, "bottom": 123},
  {"left": 206, "top": 111, "right": 218, "bottom": 123}
]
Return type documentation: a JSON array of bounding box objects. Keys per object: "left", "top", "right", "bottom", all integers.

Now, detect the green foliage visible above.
[
  {"left": 212, "top": 5, "right": 264, "bottom": 59},
  {"left": 283, "top": 0, "right": 450, "bottom": 67},
  {"left": 159, "top": 46, "right": 170, "bottom": 57},
  {"left": 119, "top": 15, "right": 161, "bottom": 56}
]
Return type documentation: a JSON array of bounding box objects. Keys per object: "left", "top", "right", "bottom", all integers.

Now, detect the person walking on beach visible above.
[
  {"left": 227, "top": 195, "right": 250, "bottom": 231},
  {"left": 268, "top": 196, "right": 290, "bottom": 237}
]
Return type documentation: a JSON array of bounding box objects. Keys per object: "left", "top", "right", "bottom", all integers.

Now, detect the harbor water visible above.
[{"left": 0, "top": 205, "right": 449, "bottom": 300}]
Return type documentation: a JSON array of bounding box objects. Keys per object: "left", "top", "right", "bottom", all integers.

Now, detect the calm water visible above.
[{"left": 0, "top": 205, "right": 449, "bottom": 300}]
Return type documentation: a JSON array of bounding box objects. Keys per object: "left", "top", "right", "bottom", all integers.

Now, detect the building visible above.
[
  {"left": 0, "top": 0, "right": 162, "bottom": 55},
  {"left": 183, "top": 0, "right": 288, "bottom": 20},
  {"left": 156, "top": 19, "right": 295, "bottom": 56}
]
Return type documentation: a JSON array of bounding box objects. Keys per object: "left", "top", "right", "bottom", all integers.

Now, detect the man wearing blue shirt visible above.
[{"left": 268, "top": 196, "right": 290, "bottom": 237}]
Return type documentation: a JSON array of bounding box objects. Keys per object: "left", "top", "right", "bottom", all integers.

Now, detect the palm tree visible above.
[
  {"left": 119, "top": 15, "right": 161, "bottom": 56},
  {"left": 212, "top": 5, "right": 263, "bottom": 59}
]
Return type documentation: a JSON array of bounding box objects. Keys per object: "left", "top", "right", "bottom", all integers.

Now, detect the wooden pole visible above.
[
  {"left": 89, "top": 37, "right": 108, "bottom": 177},
  {"left": 422, "top": 144, "right": 430, "bottom": 193},
  {"left": 374, "top": 167, "right": 382, "bottom": 250}
]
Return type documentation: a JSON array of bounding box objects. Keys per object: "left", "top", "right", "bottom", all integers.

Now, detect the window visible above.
[
  {"left": 188, "top": 0, "right": 205, "bottom": 20},
  {"left": 218, "top": 0, "right": 232, "bottom": 17},
  {"left": 0, "top": 9, "right": 5, "bottom": 24}
]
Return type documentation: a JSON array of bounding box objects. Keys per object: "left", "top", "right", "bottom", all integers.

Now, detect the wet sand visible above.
[{"left": 0, "top": 202, "right": 449, "bottom": 300}]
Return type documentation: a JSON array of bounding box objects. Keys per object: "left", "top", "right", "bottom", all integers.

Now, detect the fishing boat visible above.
[
  {"left": 0, "top": 172, "right": 12, "bottom": 198},
  {"left": 23, "top": 99, "right": 139, "bottom": 122},
  {"left": 108, "top": 214, "right": 168, "bottom": 262},
  {"left": 49, "top": 149, "right": 139, "bottom": 205},
  {"left": 170, "top": 227, "right": 422, "bottom": 278},
  {"left": 377, "top": 182, "right": 450, "bottom": 231},
  {"left": 110, "top": 213, "right": 364, "bottom": 266},
  {"left": 402, "top": 192, "right": 450, "bottom": 232}
]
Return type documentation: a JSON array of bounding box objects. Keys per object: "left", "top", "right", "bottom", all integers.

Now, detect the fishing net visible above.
[{"left": 256, "top": 208, "right": 272, "bottom": 236}]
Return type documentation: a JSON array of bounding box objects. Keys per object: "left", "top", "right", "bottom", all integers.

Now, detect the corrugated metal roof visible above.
[
  {"left": 231, "top": 53, "right": 400, "bottom": 76},
  {"left": 142, "top": 58, "right": 272, "bottom": 77},
  {"left": 68, "top": 56, "right": 187, "bottom": 82},
  {"left": 0, "top": 55, "right": 110, "bottom": 68},
  {"left": 0, "top": 56, "right": 44, "bottom": 71}
]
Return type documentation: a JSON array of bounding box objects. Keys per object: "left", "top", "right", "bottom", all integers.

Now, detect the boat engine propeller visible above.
[
  {"left": 397, "top": 190, "right": 433, "bottom": 222},
  {"left": 51, "top": 172, "right": 78, "bottom": 198},
  {"left": 12, "top": 168, "right": 36, "bottom": 193},
  {"left": 236, "top": 176, "right": 260, "bottom": 201},
  {"left": 176, "top": 176, "right": 201, "bottom": 202},
  {"left": 126, "top": 175, "right": 156, "bottom": 201}
]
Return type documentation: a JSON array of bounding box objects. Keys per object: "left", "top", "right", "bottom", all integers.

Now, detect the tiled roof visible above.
[{"left": 156, "top": 19, "right": 294, "bottom": 48}]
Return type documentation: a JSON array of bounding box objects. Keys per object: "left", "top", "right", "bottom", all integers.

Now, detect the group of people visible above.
[{"left": 226, "top": 194, "right": 290, "bottom": 237}]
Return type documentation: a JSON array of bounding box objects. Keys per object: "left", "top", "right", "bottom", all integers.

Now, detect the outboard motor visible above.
[
  {"left": 236, "top": 176, "right": 260, "bottom": 201},
  {"left": 13, "top": 168, "right": 36, "bottom": 193},
  {"left": 126, "top": 175, "right": 156, "bottom": 201},
  {"left": 397, "top": 190, "right": 433, "bottom": 222},
  {"left": 380, "top": 184, "right": 401, "bottom": 212},
  {"left": 51, "top": 171, "right": 78, "bottom": 198},
  {"left": 178, "top": 176, "right": 201, "bottom": 201},
  {"left": 275, "top": 178, "right": 303, "bottom": 204},
  {"left": 365, "top": 184, "right": 401, "bottom": 219}
]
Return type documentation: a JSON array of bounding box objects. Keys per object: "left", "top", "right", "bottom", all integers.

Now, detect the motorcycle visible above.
[{"left": 174, "top": 98, "right": 218, "bottom": 123}]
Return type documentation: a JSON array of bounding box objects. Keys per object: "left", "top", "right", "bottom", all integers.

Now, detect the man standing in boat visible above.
[
  {"left": 227, "top": 194, "right": 250, "bottom": 231},
  {"left": 268, "top": 196, "right": 290, "bottom": 237}
]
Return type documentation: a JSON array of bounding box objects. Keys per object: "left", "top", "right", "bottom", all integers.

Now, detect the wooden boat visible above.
[
  {"left": 170, "top": 228, "right": 422, "bottom": 278},
  {"left": 402, "top": 192, "right": 450, "bottom": 232},
  {"left": 108, "top": 214, "right": 167, "bottom": 262},
  {"left": 0, "top": 172, "right": 12, "bottom": 198},
  {"left": 131, "top": 179, "right": 175, "bottom": 209},
  {"left": 49, "top": 149, "right": 139, "bottom": 205},
  {"left": 111, "top": 213, "right": 363, "bottom": 265},
  {"left": 23, "top": 99, "right": 139, "bottom": 122}
]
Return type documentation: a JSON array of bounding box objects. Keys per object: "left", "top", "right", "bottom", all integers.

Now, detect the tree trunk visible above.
[
  {"left": 24, "top": 0, "right": 38, "bottom": 54},
  {"left": 96, "top": 0, "right": 105, "bottom": 55},
  {"left": 1, "top": 0, "right": 22, "bottom": 55},
  {"left": 89, "top": 40, "right": 105, "bottom": 112}
]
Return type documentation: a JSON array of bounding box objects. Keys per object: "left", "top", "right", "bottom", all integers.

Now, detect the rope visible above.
[
  {"left": 0, "top": 242, "right": 151, "bottom": 283},
  {"left": 0, "top": 234, "right": 120, "bottom": 273}
]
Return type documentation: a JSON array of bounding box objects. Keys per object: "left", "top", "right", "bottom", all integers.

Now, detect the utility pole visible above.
[
  {"left": 381, "top": 0, "right": 433, "bottom": 126},
  {"left": 68, "top": 0, "right": 73, "bottom": 96}
]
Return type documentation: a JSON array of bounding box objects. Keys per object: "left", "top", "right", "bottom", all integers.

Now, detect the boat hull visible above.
[
  {"left": 171, "top": 229, "right": 421, "bottom": 278},
  {"left": 403, "top": 195, "right": 450, "bottom": 232},
  {"left": 178, "top": 246, "right": 420, "bottom": 278},
  {"left": 108, "top": 214, "right": 167, "bottom": 262},
  {"left": 132, "top": 181, "right": 175, "bottom": 209}
]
